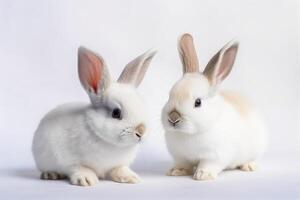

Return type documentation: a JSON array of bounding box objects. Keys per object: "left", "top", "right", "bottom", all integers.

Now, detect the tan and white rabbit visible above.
[
  {"left": 32, "top": 47, "right": 156, "bottom": 186},
  {"left": 161, "top": 33, "right": 268, "bottom": 180}
]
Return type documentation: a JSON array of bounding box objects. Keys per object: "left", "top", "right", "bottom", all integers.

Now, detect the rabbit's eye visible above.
[
  {"left": 194, "top": 98, "right": 201, "bottom": 108},
  {"left": 112, "top": 108, "right": 122, "bottom": 120}
]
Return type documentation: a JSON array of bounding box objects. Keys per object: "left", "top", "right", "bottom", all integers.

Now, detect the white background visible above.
[{"left": 0, "top": 0, "right": 299, "bottom": 199}]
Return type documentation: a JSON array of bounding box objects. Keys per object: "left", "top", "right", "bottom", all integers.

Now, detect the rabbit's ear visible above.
[
  {"left": 78, "top": 47, "right": 111, "bottom": 96},
  {"left": 178, "top": 33, "right": 200, "bottom": 74},
  {"left": 117, "top": 49, "right": 156, "bottom": 87},
  {"left": 203, "top": 40, "right": 239, "bottom": 86}
]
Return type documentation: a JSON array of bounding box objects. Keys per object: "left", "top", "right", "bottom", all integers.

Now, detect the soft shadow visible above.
[
  {"left": 2, "top": 168, "right": 40, "bottom": 180},
  {"left": 2, "top": 159, "right": 172, "bottom": 180},
  {"left": 132, "top": 159, "right": 171, "bottom": 176}
]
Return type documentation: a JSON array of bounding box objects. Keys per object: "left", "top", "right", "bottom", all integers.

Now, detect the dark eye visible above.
[
  {"left": 112, "top": 108, "right": 122, "bottom": 120},
  {"left": 194, "top": 98, "right": 201, "bottom": 108}
]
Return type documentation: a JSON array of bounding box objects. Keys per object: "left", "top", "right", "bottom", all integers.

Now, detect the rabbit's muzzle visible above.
[
  {"left": 168, "top": 110, "right": 182, "bottom": 127},
  {"left": 135, "top": 123, "right": 146, "bottom": 138}
]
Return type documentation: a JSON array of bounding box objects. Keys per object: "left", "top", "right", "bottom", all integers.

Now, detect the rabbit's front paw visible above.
[
  {"left": 238, "top": 162, "right": 258, "bottom": 171},
  {"left": 193, "top": 169, "right": 217, "bottom": 181},
  {"left": 167, "top": 167, "right": 193, "bottom": 176},
  {"left": 110, "top": 166, "right": 140, "bottom": 184},
  {"left": 41, "top": 172, "right": 66, "bottom": 180},
  {"left": 69, "top": 167, "right": 99, "bottom": 186}
]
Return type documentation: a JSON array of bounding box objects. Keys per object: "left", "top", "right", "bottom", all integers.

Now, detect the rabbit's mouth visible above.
[
  {"left": 166, "top": 122, "right": 183, "bottom": 131},
  {"left": 168, "top": 118, "right": 180, "bottom": 126},
  {"left": 165, "top": 115, "right": 185, "bottom": 130},
  {"left": 165, "top": 118, "right": 197, "bottom": 135},
  {"left": 120, "top": 127, "right": 142, "bottom": 143}
]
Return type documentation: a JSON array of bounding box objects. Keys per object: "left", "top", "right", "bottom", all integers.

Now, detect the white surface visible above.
[
  {"left": 0, "top": 0, "right": 299, "bottom": 199},
  {"left": 0, "top": 158, "right": 300, "bottom": 200}
]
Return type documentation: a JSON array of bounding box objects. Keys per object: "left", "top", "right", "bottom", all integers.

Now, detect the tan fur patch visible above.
[
  {"left": 178, "top": 33, "right": 200, "bottom": 73},
  {"left": 171, "top": 88, "right": 190, "bottom": 103},
  {"left": 220, "top": 91, "right": 252, "bottom": 118},
  {"left": 110, "top": 166, "right": 140, "bottom": 184},
  {"left": 170, "top": 77, "right": 195, "bottom": 103},
  {"left": 135, "top": 123, "right": 145, "bottom": 136}
]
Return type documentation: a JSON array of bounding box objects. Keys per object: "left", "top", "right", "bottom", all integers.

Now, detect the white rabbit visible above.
[
  {"left": 161, "top": 33, "right": 268, "bottom": 180},
  {"left": 32, "top": 47, "right": 156, "bottom": 186}
]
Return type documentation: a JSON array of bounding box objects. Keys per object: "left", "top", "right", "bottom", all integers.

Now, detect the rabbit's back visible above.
[
  {"left": 32, "top": 103, "right": 89, "bottom": 173},
  {"left": 218, "top": 91, "right": 268, "bottom": 167},
  {"left": 32, "top": 102, "right": 139, "bottom": 176}
]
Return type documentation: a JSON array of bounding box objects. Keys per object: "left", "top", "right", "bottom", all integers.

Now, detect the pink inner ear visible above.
[
  {"left": 79, "top": 50, "right": 103, "bottom": 94},
  {"left": 217, "top": 47, "right": 236, "bottom": 80},
  {"left": 217, "top": 61, "right": 228, "bottom": 77}
]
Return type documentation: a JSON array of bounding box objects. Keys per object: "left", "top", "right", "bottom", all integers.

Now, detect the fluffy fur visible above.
[
  {"left": 32, "top": 47, "right": 156, "bottom": 186},
  {"left": 161, "top": 34, "right": 268, "bottom": 180}
]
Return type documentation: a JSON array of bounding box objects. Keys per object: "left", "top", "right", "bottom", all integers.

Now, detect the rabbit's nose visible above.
[
  {"left": 135, "top": 123, "right": 146, "bottom": 138},
  {"left": 168, "top": 110, "right": 182, "bottom": 126}
]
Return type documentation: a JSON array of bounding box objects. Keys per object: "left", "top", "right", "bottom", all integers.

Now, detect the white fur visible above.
[
  {"left": 32, "top": 47, "right": 156, "bottom": 186},
  {"left": 32, "top": 83, "right": 147, "bottom": 184},
  {"left": 162, "top": 39, "right": 268, "bottom": 180}
]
